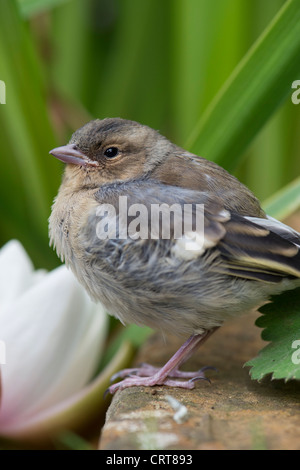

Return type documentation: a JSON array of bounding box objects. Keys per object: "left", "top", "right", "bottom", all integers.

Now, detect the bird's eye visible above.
[{"left": 104, "top": 147, "right": 119, "bottom": 158}]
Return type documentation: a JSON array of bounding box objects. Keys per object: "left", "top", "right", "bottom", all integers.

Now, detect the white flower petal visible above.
[
  {"left": 31, "top": 269, "right": 48, "bottom": 286},
  {"left": 0, "top": 240, "right": 37, "bottom": 316},
  {"left": 0, "top": 265, "right": 107, "bottom": 430},
  {"left": 0, "top": 341, "right": 133, "bottom": 440}
]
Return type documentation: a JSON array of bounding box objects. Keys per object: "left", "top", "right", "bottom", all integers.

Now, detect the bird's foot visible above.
[
  {"left": 107, "top": 364, "right": 216, "bottom": 395},
  {"left": 106, "top": 330, "right": 219, "bottom": 395},
  {"left": 110, "top": 363, "right": 217, "bottom": 381}
]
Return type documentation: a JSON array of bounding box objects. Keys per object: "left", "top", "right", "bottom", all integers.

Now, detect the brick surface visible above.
[{"left": 99, "top": 312, "right": 300, "bottom": 450}]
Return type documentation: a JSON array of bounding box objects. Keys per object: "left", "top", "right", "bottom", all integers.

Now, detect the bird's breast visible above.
[{"left": 49, "top": 187, "right": 99, "bottom": 264}]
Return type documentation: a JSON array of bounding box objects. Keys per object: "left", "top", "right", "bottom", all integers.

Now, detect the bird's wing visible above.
[
  {"left": 217, "top": 214, "right": 300, "bottom": 282},
  {"left": 246, "top": 215, "right": 300, "bottom": 247},
  {"left": 152, "top": 152, "right": 265, "bottom": 217},
  {"left": 93, "top": 180, "right": 300, "bottom": 283}
]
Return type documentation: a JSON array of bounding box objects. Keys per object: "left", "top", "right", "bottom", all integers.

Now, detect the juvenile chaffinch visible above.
[{"left": 49, "top": 118, "right": 300, "bottom": 393}]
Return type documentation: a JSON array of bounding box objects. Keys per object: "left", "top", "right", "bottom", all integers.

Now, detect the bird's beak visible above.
[{"left": 49, "top": 144, "right": 99, "bottom": 167}]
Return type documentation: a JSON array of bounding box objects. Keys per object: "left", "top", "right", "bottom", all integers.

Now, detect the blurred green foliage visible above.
[{"left": 0, "top": 0, "right": 300, "bottom": 269}]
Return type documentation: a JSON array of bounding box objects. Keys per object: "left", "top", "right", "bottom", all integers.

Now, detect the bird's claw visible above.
[{"left": 106, "top": 364, "right": 217, "bottom": 394}]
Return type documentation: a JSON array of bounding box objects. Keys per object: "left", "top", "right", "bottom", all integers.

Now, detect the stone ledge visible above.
[{"left": 99, "top": 312, "right": 300, "bottom": 450}]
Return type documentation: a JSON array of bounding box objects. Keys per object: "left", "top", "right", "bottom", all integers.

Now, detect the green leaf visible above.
[
  {"left": 98, "top": 324, "right": 153, "bottom": 372},
  {"left": 186, "top": 0, "right": 300, "bottom": 171},
  {"left": 92, "top": 0, "right": 171, "bottom": 128},
  {"left": 246, "top": 287, "right": 300, "bottom": 381},
  {"left": 170, "top": 0, "right": 252, "bottom": 144},
  {"left": 17, "top": 0, "right": 71, "bottom": 17},
  {"left": 262, "top": 175, "right": 300, "bottom": 220},
  {"left": 55, "top": 431, "right": 93, "bottom": 450},
  {"left": 0, "top": 0, "right": 60, "bottom": 268}
]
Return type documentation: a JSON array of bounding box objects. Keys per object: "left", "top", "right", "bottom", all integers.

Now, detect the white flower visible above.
[{"left": 0, "top": 240, "right": 109, "bottom": 441}]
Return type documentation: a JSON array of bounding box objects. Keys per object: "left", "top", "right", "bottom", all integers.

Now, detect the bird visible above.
[{"left": 49, "top": 117, "right": 300, "bottom": 394}]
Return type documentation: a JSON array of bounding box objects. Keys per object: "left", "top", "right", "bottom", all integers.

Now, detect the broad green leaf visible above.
[
  {"left": 186, "top": 0, "right": 300, "bottom": 172},
  {"left": 246, "top": 287, "right": 300, "bottom": 381}
]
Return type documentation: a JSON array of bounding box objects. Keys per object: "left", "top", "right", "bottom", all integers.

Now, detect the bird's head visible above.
[{"left": 50, "top": 118, "right": 174, "bottom": 188}]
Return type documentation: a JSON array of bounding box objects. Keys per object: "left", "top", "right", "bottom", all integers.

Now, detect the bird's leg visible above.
[{"left": 107, "top": 327, "right": 219, "bottom": 394}]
